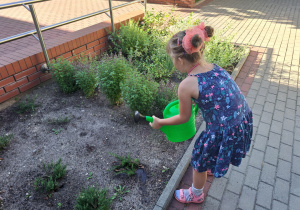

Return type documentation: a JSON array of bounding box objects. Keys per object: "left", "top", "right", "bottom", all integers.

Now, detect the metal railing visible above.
[
  {"left": 0, "top": 0, "right": 49, "bottom": 9},
  {"left": 0, "top": 0, "right": 146, "bottom": 71}
]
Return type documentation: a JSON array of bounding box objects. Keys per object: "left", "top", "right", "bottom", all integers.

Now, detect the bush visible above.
[
  {"left": 153, "top": 82, "right": 178, "bottom": 115},
  {"left": 143, "top": 9, "right": 179, "bottom": 37},
  {"left": 0, "top": 134, "right": 13, "bottom": 150},
  {"left": 120, "top": 70, "right": 159, "bottom": 115},
  {"left": 143, "top": 10, "right": 201, "bottom": 42},
  {"left": 110, "top": 19, "right": 151, "bottom": 58},
  {"left": 135, "top": 47, "right": 175, "bottom": 82},
  {"left": 205, "top": 30, "right": 246, "bottom": 69},
  {"left": 34, "top": 158, "right": 67, "bottom": 194},
  {"left": 97, "top": 54, "right": 133, "bottom": 105},
  {"left": 74, "top": 187, "right": 112, "bottom": 210},
  {"left": 75, "top": 66, "right": 97, "bottom": 98},
  {"left": 50, "top": 57, "right": 78, "bottom": 94}
]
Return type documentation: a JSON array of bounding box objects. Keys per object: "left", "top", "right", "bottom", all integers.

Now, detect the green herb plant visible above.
[
  {"left": 74, "top": 65, "right": 97, "bottom": 98},
  {"left": 34, "top": 158, "right": 67, "bottom": 195},
  {"left": 205, "top": 28, "right": 246, "bottom": 69},
  {"left": 143, "top": 9, "right": 179, "bottom": 37},
  {"left": 109, "top": 19, "right": 151, "bottom": 59},
  {"left": 152, "top": 81, "right": 178, "bottom": 115},
  {"left": 96, "top": 54, "right": 133, "bottom": 105},
  {"left": 57, "top": 202, "right": 62, "bottom": 208},
  {"left": 135, "top": 47, "right": 175, "bottom": 82},
  {"left": 16, "top": 95, "right": 38, "bottom": 114},
  {"left": 0, "top": 134, "right": 13, "bottom": 150},
  {"left": 74, "top": 187, "right": 112, "bottom": 210},
  {"left": 120, "top": 70, "right": 159, "bottom": 115},
  {"left": 50, "top": 57, "right": 78, "bottom": 94},
  {"left": 111, "top": 185, "right": 130, "bottom": 201},
  {"left": 109, "top": 153, "right": 139, "bottom": 176}
]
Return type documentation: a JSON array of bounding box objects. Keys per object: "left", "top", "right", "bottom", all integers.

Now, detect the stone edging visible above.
[{"left": 153, "top": 46, "right": 251, "bottom": 210}]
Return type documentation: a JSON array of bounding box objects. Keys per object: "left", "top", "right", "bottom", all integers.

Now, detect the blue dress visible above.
[{"left": 190, "top": 64, "right": 253, "bottom": 178}]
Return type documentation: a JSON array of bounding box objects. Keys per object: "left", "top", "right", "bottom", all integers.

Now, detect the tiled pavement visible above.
[
  {"left": 158, "top": 0, "right": 300, "bottom": 209},
  {"left": 1, "top": 0, "right": 300, "bottom": 209}
]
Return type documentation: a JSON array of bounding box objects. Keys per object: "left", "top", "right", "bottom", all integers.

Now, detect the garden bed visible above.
[{"left": 0, "top": 80, "right": 203, "bottom": 209}]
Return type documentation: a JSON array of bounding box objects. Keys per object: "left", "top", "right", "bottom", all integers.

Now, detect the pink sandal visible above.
[
  {"left": 207, "top": 169, "right": 213, "bottom": 176},
  {"left": 174, "top": 187, "right": 205, "bottom": 204}
]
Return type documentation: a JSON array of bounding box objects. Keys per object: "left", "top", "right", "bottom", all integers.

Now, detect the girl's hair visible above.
[{"left": 166, "top": 26, "right": 214, "bottom": 64}]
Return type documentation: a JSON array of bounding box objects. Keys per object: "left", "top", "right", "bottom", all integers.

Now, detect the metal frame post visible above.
[
  {"left": 108, "top": 0, "right": 115, "bottom": 33},
  {"left": 144, "top": 0, "right": 147, "bottom": 12},
  {"left": 29, "top": 4, "right": 49, "bottom": 71}
]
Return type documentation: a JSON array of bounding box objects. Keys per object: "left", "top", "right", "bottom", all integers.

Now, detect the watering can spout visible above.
[{"left": 134, "top": 111, "right": 153, "bottom": 123}]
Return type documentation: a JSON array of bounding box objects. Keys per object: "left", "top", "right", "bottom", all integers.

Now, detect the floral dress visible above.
[{"left": 190, "top": 64, "right": 253, "bottom": 178}]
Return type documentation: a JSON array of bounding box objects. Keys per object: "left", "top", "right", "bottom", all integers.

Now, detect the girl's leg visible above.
[
  {"left": 174, "top": 169, "right": 207, "bottom": 203},
  {"left": 193, "top": 170, "right": 207, "bottom": 189}
]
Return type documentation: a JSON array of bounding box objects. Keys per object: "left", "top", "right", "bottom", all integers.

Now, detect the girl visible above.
[{"left": 149, "top": 22, "right": 253, "bottom": 204}]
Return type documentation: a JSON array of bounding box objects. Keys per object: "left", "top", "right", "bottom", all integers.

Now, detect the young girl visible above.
[{"left": 149, "top": 22, "right": 253, "bottom": 204}]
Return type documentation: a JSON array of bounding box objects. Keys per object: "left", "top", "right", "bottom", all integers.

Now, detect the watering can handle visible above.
[
  {"left": 146, "top": 104, "right": 197, "bottom": 123},
  {"left": 145, "top": 116, "right": 153, "bottom": 123},
  {"left": 194, "top": 103, "right": 199, "bottom": 117}
]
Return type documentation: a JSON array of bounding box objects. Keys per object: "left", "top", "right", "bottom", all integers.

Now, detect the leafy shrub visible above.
[
  {"left": 74, "top": 187, "right": 112, "bottom": 210},
  {"left": 97, "top": 54, "right": 133, "bottom": 105},
  {"left": 75, "top": 66, "right": 97, "bottom": 98},
  {"left": 34, "top": 158, "right": 67, "bottom": 194},
  {"left": 0, "top": 134, "right": 13, "bottom": 150},
  {"left": 50, "top": 57, "right": 78, "bottom": 93},
  {"left": 110, "top": 19, "right": 151, "bottom": 58},
  {"left": 16, "top": 95, "right": 38, "bottom": 114},
  {"left": 135, "top": 47, "right": 175, "bottom": 82},
  {"left": 120, "top": 70, "right": 159, "bottom": 115},
  {"left": 143, "top": 9, "right": 179, "bottom": 37},
  {"left": 153, "top": 82, "right": 178, "bottom": 115},
  {"left": 110, "top": 153, "right": 139, "bottom": 176},
  {"left": 205, "top": 30, "right": 246, "bottom": 68},
  {"left": 167, "top": 12, "right": 201, "bottom": 38},
  {"left": 143, "top": 10, "right": 201, "bottom": 43}
]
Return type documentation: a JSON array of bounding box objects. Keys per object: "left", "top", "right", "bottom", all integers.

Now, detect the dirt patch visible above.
[{"left": 0, "top": 80, "right": 202, "bottom": 210}]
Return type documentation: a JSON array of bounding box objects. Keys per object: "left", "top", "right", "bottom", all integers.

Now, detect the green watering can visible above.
[{"left": 134, "top": 100, "right": 199, "bottom": 142}]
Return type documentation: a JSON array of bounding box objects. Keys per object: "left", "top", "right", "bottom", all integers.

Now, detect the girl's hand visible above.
[{"left": 149, "top": 115, "right": 162, "bottom": 130}]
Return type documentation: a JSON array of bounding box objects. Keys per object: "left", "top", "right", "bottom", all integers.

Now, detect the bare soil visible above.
[{"left": 0, "top": 79, "right": 202, "bottom": 210}]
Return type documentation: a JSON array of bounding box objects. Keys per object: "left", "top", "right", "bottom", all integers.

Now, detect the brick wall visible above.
[
  {"left": 0, "top": 10, "right": 144, "bottom": 104},
  {"left": 148, "top": 0, "right": 195, "bottom": 8}
]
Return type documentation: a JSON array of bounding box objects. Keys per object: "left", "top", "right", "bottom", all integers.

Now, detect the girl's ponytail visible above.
[
  {"left": 191, "top": 34, "right": 202, "bottom": 48},
  {"left": 204, "top": 26, "right": 214, "bottom": 38}
]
